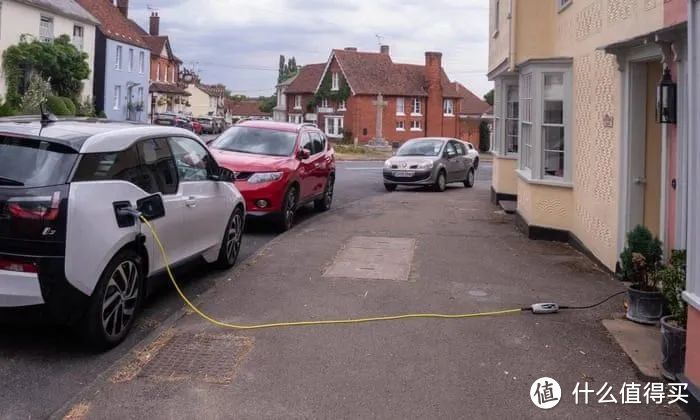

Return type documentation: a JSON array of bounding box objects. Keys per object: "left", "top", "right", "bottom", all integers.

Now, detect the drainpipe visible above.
[{"left": 508, "top": 0, "right": 517, "bottom": 72}]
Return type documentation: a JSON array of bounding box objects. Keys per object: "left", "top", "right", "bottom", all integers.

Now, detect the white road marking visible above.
[{"left": 345, "top": 167, "right": 383, "bottom": 171}]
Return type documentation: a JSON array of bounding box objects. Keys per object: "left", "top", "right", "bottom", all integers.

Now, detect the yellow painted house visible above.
[
  {"left": 488, "top": 0, "right": 689, "bottom": 272},
  {"left": 185, "top": 82, "right": 226, "bottom": 118}
]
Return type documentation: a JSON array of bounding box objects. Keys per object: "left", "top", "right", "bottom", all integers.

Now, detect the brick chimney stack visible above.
[
  {"left": 116, "top": 0, "right": 129, "bottom": 18},
  {"left": 149, "top": 12, "right": 160, "bottom": 36},
  {"left": 425, "top": 51, "right": 443, "bottom": 137},
  {"left": 380, "top": 45, "right": 390, "bottom": 55}
]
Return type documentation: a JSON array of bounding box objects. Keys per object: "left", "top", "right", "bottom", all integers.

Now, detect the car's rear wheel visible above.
[
  {"left": 434, "top": 170, "right": 447, "bottom": 192},
  {"left": 464, "top": 168, "right": 475, "bottom": 188},
  {"left": 384, "top": 183, "right": 397, "bottom": 192},
  {"left": 314, "top": 176, "right": 334, "bottom": 211},
  {"left": 473, "top": 157, "right": 479, "bottom": 170},
  {"left": 277, "top": 186, "right": 298, "bottom": 232},
  {"left": 82, "top": 249, "right": 143, "bottom": 350},
  {"left": 214, "top": 206, "right": 244, "bottom": 268}
]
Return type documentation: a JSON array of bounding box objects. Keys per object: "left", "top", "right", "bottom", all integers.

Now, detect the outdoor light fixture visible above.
[{"left": 657, "top": 67, "right": 677, "bottom": 124}]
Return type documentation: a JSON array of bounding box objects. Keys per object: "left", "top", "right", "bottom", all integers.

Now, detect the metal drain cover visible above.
[
  {"left": 323, "top": 236, "right": 416, "bottom": 281},
  {"left": 138, "top": 333, "right": 253, "bottom": 384}
]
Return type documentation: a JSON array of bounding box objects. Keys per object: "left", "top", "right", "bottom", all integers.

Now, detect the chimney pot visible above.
[
  {"left": 344, "top": 47, "right": 357, "bottom": 51},
  {"left": 380, "top": 45, "right": 390, "bottom": 55},
  {"left": 116, "top": 0, "right": 129, "bottom": 18},
  {"left": 149, "top": 12, "right": 160, "bottom": 36}
]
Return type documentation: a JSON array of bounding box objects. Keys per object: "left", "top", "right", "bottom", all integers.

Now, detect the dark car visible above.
[{"left": 153, "top": 113, "right": 193, "bottom": 132}]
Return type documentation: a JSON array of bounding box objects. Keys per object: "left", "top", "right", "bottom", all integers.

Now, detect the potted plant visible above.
[
  {"left": 618, "top": 225, "right": 664, "bottom": 324},
  {"left": 659, "top": 250, "right": 687, "bottom": 380},
  {"left": 135, "top": 101, "right": 144, "bottom": 112}
]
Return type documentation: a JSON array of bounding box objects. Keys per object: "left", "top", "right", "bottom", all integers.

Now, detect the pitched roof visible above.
[
  {"left": 150, "top": 82, "right": 189, "bottom": 95},
  {"left": 285, "top": 63, "right": 326, "bottom": 94},
  {"left": 225, "top": 100, "right": 271, "bottom": 117},
  {"left": 15, "top": 0, "right": 98, "bottom": 25},
  {"left": 452, "top": 82, "right": 491, "bottom": 115},
  {"left": 75, "top": 0, "right": 147, "bottom": 48},
  {"left": 197, "top": 83, "right": 225, "bottom": 97}
]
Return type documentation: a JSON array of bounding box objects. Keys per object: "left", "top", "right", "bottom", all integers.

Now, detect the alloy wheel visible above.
[
  {"left": 101, "top": 260, "right": 139, "bottom": 339},
  {"left": 325, "top": 180, "right": 334, "bottom": 208},
  {"left": 226, "top": 211, "right": 243, "bottom": 263},
  {"left": 439, "top": 173, "right": 446, "bottom": 191},
  {"left": 285, "top": 189, "right": 297, "bottom": 228}
]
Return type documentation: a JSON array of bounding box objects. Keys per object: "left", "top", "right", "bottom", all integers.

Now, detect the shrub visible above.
[
  {"left": 46, "top": 95, "right": 70, "bottom": 116},
  {"left": 0, "top": 101, "right": 15, "bottom": 116},
  {"left": 479, "top": 121, "right": 491, "bottom": 152},
  {"left": 76, "top": 96, "right": 96, "bottom": 117},
  {"left": 660, "top": 250, "right": 687, "bottom": 328},
  {"left": 19, "top": 74, "right": 52, "bottom": 115},
  {"left": 618, "top": 225, "right": 663, "bottom": 290},
  {"left": 62, "top": 97, "right": 77, "bottom": 115}
]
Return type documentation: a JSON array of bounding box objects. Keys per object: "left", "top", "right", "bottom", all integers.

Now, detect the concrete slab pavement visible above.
[{"left": 60, "top": 181, "right": 687, "bottom": 419}]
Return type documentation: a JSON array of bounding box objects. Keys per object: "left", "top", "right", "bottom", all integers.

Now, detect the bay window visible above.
[
  {"left": 516, "top": 59, "right": 572, "bottom": 183},
  {"left": 492, "top": 77, "right": 519, "bottom": 156}
]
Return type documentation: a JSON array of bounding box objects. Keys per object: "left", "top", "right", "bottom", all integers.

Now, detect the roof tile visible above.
[{"left": 75, "top": 0, "right": 147, "bottom": 48}]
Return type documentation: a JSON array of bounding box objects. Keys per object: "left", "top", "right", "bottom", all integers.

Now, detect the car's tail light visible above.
[
  {"left": 7, "top": 191, "right": 61, "bottom": 221},
  {"left": 0, "top": 257, "right": 38, "bottom": 273}
]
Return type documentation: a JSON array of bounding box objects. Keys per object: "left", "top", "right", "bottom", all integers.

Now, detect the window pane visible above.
[
  {"left": 169, "top": 137, "right": 213, "bottom": 182},
  {"left": 544, "top": 100, "right": 563, "bottom": 124},
  {"left": 137, "top": 138, "right": 178, "bottom": 195},
  {"left": 544, "top": 74, "right": 564, "bottom": 99},
  {"left": 543, "top": 126, "right": 564, "bottom": 152},
  {"left": 544, "top": 151, "right": 565, "bottom": 177},
  {"left": 73, "top": 146, "right": 144, "bottom": 187}
]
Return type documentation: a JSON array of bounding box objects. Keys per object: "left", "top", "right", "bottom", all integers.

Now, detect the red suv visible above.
[{"left": 210, "top": 121, "right": 335, "bottom": 231}]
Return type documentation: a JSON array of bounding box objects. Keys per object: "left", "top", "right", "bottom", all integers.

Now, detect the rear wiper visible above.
[{"left": 0, "top": 176, "right": 24, "bottom": 186}]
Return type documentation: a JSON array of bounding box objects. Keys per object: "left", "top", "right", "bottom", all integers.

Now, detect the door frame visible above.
[{"left": 617, "top": 44, "right": 666, "bottom": 254}]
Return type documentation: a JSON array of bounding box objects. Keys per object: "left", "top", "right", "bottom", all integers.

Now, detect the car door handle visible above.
[{"left": 185, "top": 196, "right": 197, "bottom": 208}]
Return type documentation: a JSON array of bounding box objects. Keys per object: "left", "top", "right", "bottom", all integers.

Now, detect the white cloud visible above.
[{"left": 129, "top": 0, "right": 492, "bottom": 97}]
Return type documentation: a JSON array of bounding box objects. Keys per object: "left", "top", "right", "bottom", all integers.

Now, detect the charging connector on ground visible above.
[{"left": 529, "top": 303, "right": 560, "bottom": 314}]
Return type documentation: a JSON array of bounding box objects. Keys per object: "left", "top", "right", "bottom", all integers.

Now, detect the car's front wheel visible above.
[
  {"left": 82, "top": 249, "right": 143, "bottom": 350},
  {"left": 214, "top": 206, "right": 244, "bottom": 268},
  {"left": 277, "top": 186, "right": 298, "bottom": 232},
  {"left": 434, "top": 170, "right": 447, "bottom": 192}
]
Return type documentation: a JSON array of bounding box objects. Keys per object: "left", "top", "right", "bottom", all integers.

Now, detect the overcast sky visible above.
[{"left": 128, "top": 0, "right": 492, "bottom": 97}]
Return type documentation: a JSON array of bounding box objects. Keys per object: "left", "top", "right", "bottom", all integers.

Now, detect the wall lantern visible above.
[{"left": 657, "top": 67, "right": 677, "bottom": 124}]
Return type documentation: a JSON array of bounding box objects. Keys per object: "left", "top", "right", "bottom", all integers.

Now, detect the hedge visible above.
[
  {"left": 47, "top": 96, "right": 71, "bottom": 116},
  {"left": 62, "top": 97, "right": 77, "bottom": 115}
]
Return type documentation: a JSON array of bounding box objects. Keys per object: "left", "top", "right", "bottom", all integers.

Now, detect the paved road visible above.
[{"left": 0, "top": 159, "right": 493, "bottom": 419}]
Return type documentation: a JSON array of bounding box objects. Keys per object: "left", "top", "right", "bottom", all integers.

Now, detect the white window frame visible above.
[
  {"left": 396, "top": 97, "right": 405, "bottom": 115},
  {"left": 294, "top": 95, "right": 302, "bottom": 110},
  {"left": 516, "top": 60, "right": 573, "bottom": 185},
  {"left": 156, "top": 64, "right": 160, "bottom": 81},
  {"left": 325, "top": 116, "right": 344, "bottom": 138},
  {"left": 72, "top": 25, "right": 84, "bottom": 50},
  {"left": 137, "top": 86, "right": 144, "bottom": 104},
  {"left": 410, "top": 120, "right": 422, "bottom": 132},
  {"left": 115, "top": 45, "right": 122, "bottom": 70},
  {"left": 171, "top": 67, "right": 175, "bottom": 83},
  {"left": 396, "top": 120, "right": 405, "bottom": 131},
  {"left": 338, "top": 100, "right": 346, "bottom": 111},
  {"left": 288, "top": 114, "right": 303, "bottom": 124},
  {"left": 320, "top": 98, "right": 329, "bottom": 108},
  {"left": 443, "top": 99, "right": 454, "bottom": 116},
  {"left": 139, "top": 51, "right": 145, "bottom": 73},
  {"left": 113, "top": 85, "right": 121, "bottom": 110},
  {"left": 411, "top": 97, "right": 422, "bottom": 116},
  {"left": 128, "top": 48, "right": 134, "bottom": 72},
  {"left": 331, "top": 72, "right": 340, "bottom": 91},
  {"left": 39, "top": 15, "right": 53, "bottom": 42}
]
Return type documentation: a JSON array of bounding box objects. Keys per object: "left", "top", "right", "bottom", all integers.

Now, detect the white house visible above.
[
  {"left": 0, "top": 0, "right": 98, "bottom": 100},
  {"left": 273, "top": 73, "right": 297, "bottom": 122},
  {"left": 184, "top": 79, "right": 225, "bottom": 117}
]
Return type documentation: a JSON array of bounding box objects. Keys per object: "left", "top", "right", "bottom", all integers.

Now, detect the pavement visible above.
[{"left": 52, "top": 173, "right": 685, "bottom": 419}]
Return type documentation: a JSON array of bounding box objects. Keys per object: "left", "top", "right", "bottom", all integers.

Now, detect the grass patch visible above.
[{"left": 332, "top": 144, "right": 393, "bottom": 160}]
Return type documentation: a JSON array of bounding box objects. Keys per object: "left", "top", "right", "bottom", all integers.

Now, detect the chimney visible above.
[
  {"left": 380, "top": 45, "right": 390, "bottom": 55},
  {"left": 116, "top": 0, "right": 129, "bottom": 18},
  {"left": 344, "top": 47, "right": 357, "bottom": 51},
  {"left": 424, "top": 51, "right": 444, "bottom": 137},
  {"left": 149, "top": 12, "right": 160, "bottom": 36}
]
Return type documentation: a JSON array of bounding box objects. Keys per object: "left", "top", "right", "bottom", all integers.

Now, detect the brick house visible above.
[
  {"left": 454, "top": 81, "right": 492, "bottom": 149},
  {"left": 284, "top": 46, "right": 486, "bottom": 144}
]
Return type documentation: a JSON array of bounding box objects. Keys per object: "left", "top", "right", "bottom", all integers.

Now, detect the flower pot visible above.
[
  {"left": 625, "top": 285, "right": 664, "bottom": 324},
  {"left": 660, "top": 315, "right": 686, "bottom": 381}
]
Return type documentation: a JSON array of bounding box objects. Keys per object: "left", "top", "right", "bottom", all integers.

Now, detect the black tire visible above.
[
  {"left": 314, "top": 176, "right": 334, "bottom": 211},
  {"left": 384, "top": 183, "right": 397, "bottom": 192},
  {"left": 464, "top": 168, "right": 475, "bottom": 188},
  {"left": 434, "top": 170, "right": 447, "bottom": 192},
  {"left": 214, "top": 206, "right": 244, "bottom": 269},
  {"left": 473, "top": 157, "right": 479, "bottom": 170},
  {"left": 81, "top": 249, "right": 143, "bottom": 350},
  {"left": 277, "top": 185, "right": 298, "bottom": 232}
]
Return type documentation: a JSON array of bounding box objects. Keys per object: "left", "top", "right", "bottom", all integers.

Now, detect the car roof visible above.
[
  {"left": 236, "top": 120, "right": 307, "bottom": 133},
  {"left": 0, "top": 117, "right": 198, "bottom": 153},
  {"left": 405, "top": 137, "right": 451, "bottom": 142}
]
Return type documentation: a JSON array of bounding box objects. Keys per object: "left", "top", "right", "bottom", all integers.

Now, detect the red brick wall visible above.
[
  {"left": 459, "top": 119, "right": 482, "bottom": 149},
  {"left": 150, "top": 56, "right": 180, "bottom": 83}
]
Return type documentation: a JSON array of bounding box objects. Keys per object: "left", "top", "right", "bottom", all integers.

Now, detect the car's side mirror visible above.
[
  {"left": 137, "top": 194, "right": 165, "bottom": 221},
  {"left": 446, "top": 150, "right": 456, "bottom": 158},
  {"left": 297, "top": 148, "right": 311, "bottom": 160},
  {"left": 209, "top": 166, "right": 236, "bottom": 182}
]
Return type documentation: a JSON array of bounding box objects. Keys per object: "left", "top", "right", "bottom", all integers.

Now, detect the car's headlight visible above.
[
  {"left": 248, "top": 172, "right": 283, "bottom": 184},
  {"left": 384, "top": 160, "right": 393, "bottom": 169},
  {"left": 417, "top": 160, "right": 434, "bottom": 170}
]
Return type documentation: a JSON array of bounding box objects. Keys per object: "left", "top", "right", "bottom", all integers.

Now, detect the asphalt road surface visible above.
[{"left": 0, "top": 157, "right": 494, "bottom": 419}]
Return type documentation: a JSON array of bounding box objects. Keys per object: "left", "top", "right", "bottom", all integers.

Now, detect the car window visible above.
[
  {"left": 299, "top": 132, "right": 313, "bottom": 153},
  {"left": 168, "top": 137, "right": 215, "bottom": 182},
  {"left": 310, "top": 132, "right": 324, "bottom": 155},
  {"left": 136, "top": 138, "right": 178, "bottom": 195},
  {"left": 72, "top": 145, "right": 149, "bottom": 191},
  {"left": 467, "top": 143, "right": 474, "bottom": 150},
  {"left": 0, "top": 136, "right": 78, "bottom": 187},
  {"left": 445, "top": 142, "right": 457, "bottom": 156},
  {"left": 454, "top": 142, "right": 465, "bottom": 156},
  {"left": 213, "top": 126, "right": 298, "bottom": 157}
]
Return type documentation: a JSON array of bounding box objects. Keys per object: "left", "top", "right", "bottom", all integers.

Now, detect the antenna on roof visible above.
[
  {"left": 375, "top": 34, "right": 384, "bottom": 46},
  {"left": 39, "top": 102, "right": 57, "bottom": 127}
]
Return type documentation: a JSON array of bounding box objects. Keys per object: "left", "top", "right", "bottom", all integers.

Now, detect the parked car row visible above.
[{"left": 153, "top": 113, "right": 227, "bottom": 136}]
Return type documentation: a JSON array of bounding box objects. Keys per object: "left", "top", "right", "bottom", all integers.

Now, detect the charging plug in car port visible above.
[{"left": 113, "top": 201, "right": 136, "bottom": 228}]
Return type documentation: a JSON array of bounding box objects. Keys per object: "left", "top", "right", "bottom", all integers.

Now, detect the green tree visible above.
[
  {"left": 2, "top": 35, "right": 90, "bottom": 107},
  {"left": 479, "top": 121, "right": 491, "bottom": 152},
  {"left": 483, "top": 89, "right": 494, "bottom": 106},
  {"left": 259, "top": 95, "right": 276, "bottom": 113}
]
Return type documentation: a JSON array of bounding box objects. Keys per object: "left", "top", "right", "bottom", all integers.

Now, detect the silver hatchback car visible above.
[{"left": 383, "top": 138, "right": 476, "bottom": 192}]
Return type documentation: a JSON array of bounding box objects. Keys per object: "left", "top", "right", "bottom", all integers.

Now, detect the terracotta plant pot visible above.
[
  {"left": 626, "top": 285, "right": 664, "bottom": 324},
  {"left": 660, "top": 315, "right": 687, "bottom": 381}
]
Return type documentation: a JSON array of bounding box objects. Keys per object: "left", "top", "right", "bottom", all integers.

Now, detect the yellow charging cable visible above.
[{"left": 139, "top": 216, "right": 524, "bottom": 330}]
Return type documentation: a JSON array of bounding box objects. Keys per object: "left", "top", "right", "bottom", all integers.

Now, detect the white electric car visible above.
[{"left": 0, "top": 117, "right": 244, "bottom": 349}]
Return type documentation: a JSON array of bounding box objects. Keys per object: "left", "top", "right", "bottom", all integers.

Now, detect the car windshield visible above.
[
  {"left": 397, "top": 139, "right": 445, "bottom": 157},
  {"left": 213, "top": 126, "right": 297, "bottom": 157},
  {"left": 0, "top": 136, "right": 78, "bottom": 187}
]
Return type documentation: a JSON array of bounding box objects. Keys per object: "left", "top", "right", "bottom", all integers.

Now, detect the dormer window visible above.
[
  {"left": 331, "top": 72, "right": 340, "bottom": 91},
  {"left": 320, "top": 98, "right": 329, "bottom": 108}
]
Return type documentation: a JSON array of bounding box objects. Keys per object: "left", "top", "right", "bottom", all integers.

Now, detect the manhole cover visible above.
[
  {"left": 323, "top": 236, "right": 415, "bottom": 281},
  {"left": 138, "top": 333, "right": 253, "bottom": 384}
]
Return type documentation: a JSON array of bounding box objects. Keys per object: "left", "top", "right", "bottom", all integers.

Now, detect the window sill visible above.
[
  {"left": 683, "top": 291, "right": 700, "bottom": 311},
  {"left": 396, "top": 112, "right": 405, "bottom": 117},
  {"left": 516, "top": 169, "right": 573, "bottom": 188},
  {"left": 410, "top": 128, "right": 422, "bottom": 132},
  {"left": 396, "top": 128, "right": 405, "bottom": 132},
  {"left": 443, "top": 113, "right": 454, "bottom": 117},
  {"left": 326, "top": 133, "right": 343, "bottom": 139},
  {"left": 410, "top": 113, "right": 423, "bottom": 117},
  {"left": 293, "top": 107, "right": 302, "bottom": 110}
]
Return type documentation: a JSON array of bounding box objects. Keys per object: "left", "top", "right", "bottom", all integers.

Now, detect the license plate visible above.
[{"left": 393, "top": 171, "right": 414, "bottom": 177}]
